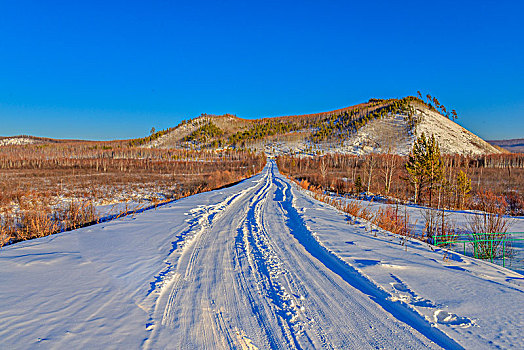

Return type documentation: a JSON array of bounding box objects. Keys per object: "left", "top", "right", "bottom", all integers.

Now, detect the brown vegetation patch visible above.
[{"left": 0, "top": 142, "right": 266, "bottom": 247}]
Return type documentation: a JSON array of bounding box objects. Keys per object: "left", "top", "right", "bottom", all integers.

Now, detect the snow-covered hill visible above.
[
  {"left": 0, "top": 135, "right": 76, "bottom": 146},
  {"left": 0, "top": 136, "right": 40, "bottom": 146},
  {"left": 148, "top": 99, "right": 502, "bottom": 156},
  {"left": 1, "top": 161, "right": 521, "bottom": 349}
]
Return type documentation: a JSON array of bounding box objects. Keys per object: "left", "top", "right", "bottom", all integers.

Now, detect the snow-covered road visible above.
[{"left": 1, "top": 161, "right": 522, "bottom": 349}]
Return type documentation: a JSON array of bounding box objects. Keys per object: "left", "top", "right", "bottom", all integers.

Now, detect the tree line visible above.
[{"left": 277, "top": 139, "right": 524, "bottom": 215}]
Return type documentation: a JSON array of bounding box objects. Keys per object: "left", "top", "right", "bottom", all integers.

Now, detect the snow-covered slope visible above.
[
  {"left": 0, "top": 161, "right": 521, "bottom": 349},
  {"left": 0, "top": 136, "right": 40, "bottom": 146},
  {"left": 148, "top": 114, "right": 252, "bottom": 149},
  {"left": 413, "top": 106, "right": 500, "bottom": 155},
  {"left": 333, "top": 114, "right": 415, "bottom": 155},
  {"left": 317, "top": 106, "right": 501, "bottom": 156},
  {"left": 0, "top": 135, "right": 76, "bottom": 146},
  {"left": 259, "top": 105, "right": 502, "bottom": 156}
]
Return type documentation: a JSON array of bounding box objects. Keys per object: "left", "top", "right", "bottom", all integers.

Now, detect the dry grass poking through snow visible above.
[{"left": 293, "top": 178, "right": 413, "bottom": 239}]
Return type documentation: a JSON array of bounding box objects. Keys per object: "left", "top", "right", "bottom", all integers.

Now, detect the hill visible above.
[
  {"left": 0, "top": 135, "right": 61, "bottom": 146},
  {"left": 0, "top": 135, "right": 93, "bottom": 146},
  {"left": 2, "top": 97, "right": 502, "bottom": 156},
  {"left": 148, "top": 97, "right": 501, "bottom": 156}
]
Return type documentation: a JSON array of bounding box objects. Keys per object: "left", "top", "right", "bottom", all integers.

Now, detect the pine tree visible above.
[
  {"left": 406, "top": 133, "right": 426, "bottom": 204},
  {"left": 405, "top": 133, "right": 443, "bottom": 205},
  {"left": 426, "top": 134, "right": 443, "bottom": 206},
  {"left": 456, "top": 170, "right": 472, "bottom": 209},
  {"left": 354, "top": 175, "right": 362, "bottom": 195},
  {"left": 426, "top": 94, "right": 432, "bottom": 106}
]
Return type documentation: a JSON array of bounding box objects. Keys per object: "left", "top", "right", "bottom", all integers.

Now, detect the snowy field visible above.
[{"left": 0, "top": 161, "right": 522, "bottom": 349}]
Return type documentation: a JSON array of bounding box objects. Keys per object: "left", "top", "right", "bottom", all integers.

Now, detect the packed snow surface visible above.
[{"left": 1, "top": 161, "right": 522, "bottom": 349}]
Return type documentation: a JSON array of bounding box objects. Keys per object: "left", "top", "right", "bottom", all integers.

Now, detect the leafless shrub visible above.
[
  {"left": 342, "top": 201, "right": 365, "bottom": 218},
  {"left": 467, "top": 191, "right": 512, "bottom": 259},
  {"left": 421, "top": 208, "right": 459, "bottom": 245},
  {"left": 0, "top": 210, "right": 15, "bottom": 248},
  {"left": 374, "top": 206, "right": 412, "bottom": 236}
]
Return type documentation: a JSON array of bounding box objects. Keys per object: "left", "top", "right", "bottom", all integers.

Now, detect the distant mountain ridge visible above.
[
  {"left": 0, "top": 135, "right": 126, "bottom": 146},
  {"left": 0, "top": 135, "right": 63, "bottom": 146},
  {"left": 488, "top": 139, "right": 524, "bottom": 153}
]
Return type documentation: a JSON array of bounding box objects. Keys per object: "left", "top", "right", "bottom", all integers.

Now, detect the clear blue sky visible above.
[{"left": 1, "top": 0, "right": 523, "bottom": 140}]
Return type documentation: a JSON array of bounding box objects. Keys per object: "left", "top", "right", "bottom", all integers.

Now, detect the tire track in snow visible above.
[
  {"left": 240, "top": 166, "right": 440, "bottom": 348},
  {"left": 272, "top": 172, "right": 464, "bottom": 349},
  {"left": 142, "top": 172, "right": 267, "bottom": 349},
  {"left": 143, "top": 165, "right": 300, "bottom": 349},
  {"left": 233, "top": 163, "right": 305, "bottom": 349},
  {"left": 143, "top": 161, "right": 462, "bottom": 349}
]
